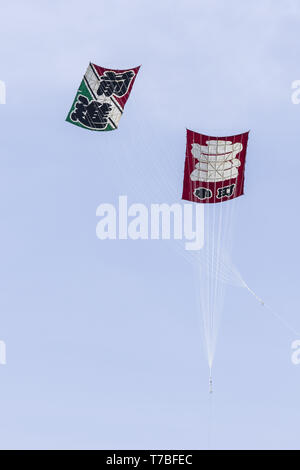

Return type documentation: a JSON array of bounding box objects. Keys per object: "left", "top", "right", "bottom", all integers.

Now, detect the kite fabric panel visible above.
[
  {"left": 66, "top": 63, "right": 140, "bottom": 131},
  {"left": 182, "top": 129, "right": 249, "bottom": 204}
]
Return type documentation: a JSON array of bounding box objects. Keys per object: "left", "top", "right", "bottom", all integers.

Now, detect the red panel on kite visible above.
[{"left": 182, "top": 129, "right": 249, "bottom": 204}]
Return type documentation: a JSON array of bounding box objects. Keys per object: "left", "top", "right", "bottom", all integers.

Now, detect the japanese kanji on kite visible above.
[{"left": 66, "top": 63, "right": 140, "bottom": 131}]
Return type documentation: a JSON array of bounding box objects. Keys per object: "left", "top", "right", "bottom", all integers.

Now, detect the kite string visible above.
[
  {"left": 208, "top": 386, "right": 214, "bottom": 449},
  {"left": 211, "top": 139, "right": 225, "bottom": 363},
  {"left": 210, "top": 137, "right": 235, "bottom": 366},
  {"left": 241, "top": 280, "right": 300, "bottom": 336}
]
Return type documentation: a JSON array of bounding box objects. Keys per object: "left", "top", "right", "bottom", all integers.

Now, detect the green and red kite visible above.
[{"left": 66, "top": 63, "right": 140, "bottom": 131}]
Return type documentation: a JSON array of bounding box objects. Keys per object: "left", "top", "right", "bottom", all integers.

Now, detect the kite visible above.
[
  {"left": 182, "top": 129, "right": 250, "bottom": 393},
  {"left": 180, "top": 129, "right": 295, "bottom": 398},
  {"left": 66, "top": 63, "right": 140, "bottom": 131},
  {"left": 182, "top": 129, "right": 249, "bottom": 204}
]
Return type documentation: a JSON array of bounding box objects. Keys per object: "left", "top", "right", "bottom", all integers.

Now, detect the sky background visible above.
[{"left": 0, "top": 0, "right": 300, "bottom": 450}]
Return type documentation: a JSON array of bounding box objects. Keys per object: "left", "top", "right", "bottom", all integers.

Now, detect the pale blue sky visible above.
[{"left": 0, "top": 0, "right": 300, "bottom": 450}]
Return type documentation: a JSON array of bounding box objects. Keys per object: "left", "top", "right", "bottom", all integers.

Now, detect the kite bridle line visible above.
[{"left": 192, "top": 132, "right": 242, "bottom": 393}]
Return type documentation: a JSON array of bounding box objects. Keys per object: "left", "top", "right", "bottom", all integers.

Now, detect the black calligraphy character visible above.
[
  {"left": 71, "top": 95, "right": 112, "bottom": 129},
  {"left": 97, "top": 70, "right": 135, "bottom": 97},
  {"left": 217, "top": 184, "right": 236, "bottom": 199},
  {"left": 194, "top": 187, "right": 213, "bottom": 200}
]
